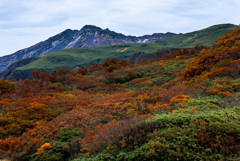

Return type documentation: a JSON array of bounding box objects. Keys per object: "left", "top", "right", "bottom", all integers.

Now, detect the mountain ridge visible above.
[
  {"left": 0, "top": 25, "right": 177, "bottom": 72},
  {"left": 0, "top": 24, "right": 237, "bottom": 81}
]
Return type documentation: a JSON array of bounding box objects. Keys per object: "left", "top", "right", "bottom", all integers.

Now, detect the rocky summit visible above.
[{"left": 0, "top": 25, "right": 177, "bottom": 72}]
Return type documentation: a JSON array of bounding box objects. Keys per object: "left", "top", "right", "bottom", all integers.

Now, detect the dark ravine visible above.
[{"left": 0, "top": 25, "right": 177, "bottom": 72}]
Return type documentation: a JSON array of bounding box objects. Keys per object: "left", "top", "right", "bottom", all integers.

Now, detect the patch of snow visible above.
[
  {"left": 142, "top": 39, "right": 149, "bottom": 43},
  {"left": 52, "top": 40, "right": 61, "bottom": 47},
  {"left": 23, "top": 51, "right": 36, "bottom": 59},
  {"left": 85, "top": 32, "right": 94, "bottom": 35},
  {"left": 65, "top": 35, "right": 82, "bottom": 48}
]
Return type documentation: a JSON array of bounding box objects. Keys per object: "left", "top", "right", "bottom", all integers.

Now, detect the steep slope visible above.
[
  {"left": 1, "top": 24, "right": 237, "bottom": 81},
  {"left": 0, "top": 25, "right": 177, "bottom": 72}
]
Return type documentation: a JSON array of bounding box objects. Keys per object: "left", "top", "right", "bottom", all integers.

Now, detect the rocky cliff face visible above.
[{"left": 0, "top": 25, "right": 177, "bottom": 72}]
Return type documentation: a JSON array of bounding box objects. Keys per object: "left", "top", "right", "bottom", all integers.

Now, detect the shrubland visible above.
[{"left": 0, "top": 27, "right": 240, "bottom": 160}]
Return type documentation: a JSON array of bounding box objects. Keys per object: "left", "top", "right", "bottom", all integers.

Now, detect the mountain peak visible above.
[
  {"left": 0, "top": 24, "right": 179, "bottom": 73},
  {"left": 81, "top": 25, "right": 102, "bottom": 32}
]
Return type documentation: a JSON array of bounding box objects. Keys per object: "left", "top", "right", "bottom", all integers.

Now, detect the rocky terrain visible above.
[{"left": 0, "top": 25, "right": 177, "bottom": 72}]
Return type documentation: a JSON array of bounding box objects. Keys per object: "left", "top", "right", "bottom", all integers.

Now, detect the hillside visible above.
[
  {"left": 1, "top": 24, "right": 237, "bottom": 81},
  {"left": 0, "top": 26, "right": 239, "bottom": 160},
  {"left": 0, "top": 25, "right": 177, "bottom": 72},
  {"left": 154, "top": 23, "right": 238, "bottom": 47}
]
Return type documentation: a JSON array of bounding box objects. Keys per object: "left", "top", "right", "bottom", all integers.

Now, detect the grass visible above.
[
  {"left": 10, "top": 24, "right": 238, "bottom": 77},
  {"left": 154, "top": 23, "right": 238, "bottom": 48}
]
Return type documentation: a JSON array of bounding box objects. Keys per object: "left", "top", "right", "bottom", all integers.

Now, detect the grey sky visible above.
[{"left": 0, "top": 0, "right": 239, "bottom": 56}]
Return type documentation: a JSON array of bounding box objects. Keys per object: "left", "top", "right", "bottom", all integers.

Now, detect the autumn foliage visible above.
[
  {"left": 0, "top": 27, "right": 240, "bottom": 160},
  {"left": 0, "top": 80, "right": 17, "bottom": 95}
]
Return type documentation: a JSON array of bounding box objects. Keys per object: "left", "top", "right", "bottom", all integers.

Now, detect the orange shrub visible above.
[
  {"left": 36, "top": 142, "right": 51, "bottom": 155},
  {"left": 0, "top": 98, "right": 12, "bottom": 108},
  {"left": 170, "top": 94, "right": 190, "bottom": 104},
  {"left": 170, "top": 94, "right": 191, "bottom": 107},
  {"left": 0, "top": 136, "right": 20, "bottom": 151}
]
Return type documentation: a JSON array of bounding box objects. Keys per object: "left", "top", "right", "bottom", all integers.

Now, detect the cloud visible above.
[{"left": 0, "top": 0, "right": 240, "bottom": 56}]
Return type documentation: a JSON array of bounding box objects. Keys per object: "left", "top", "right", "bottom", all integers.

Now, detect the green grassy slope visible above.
[
  {"left": 4, "top": 24, "right": 238, "bottom": 79},
  {"left": 16, "top": 45, "right": 174, "bottom": 72},
  {"left": 154, "top": 24, "right": 237, "bottom": 48}
]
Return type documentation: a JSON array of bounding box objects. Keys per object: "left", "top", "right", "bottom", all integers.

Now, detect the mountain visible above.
[
  {"left": 0, "top": 24, "right": 238, "bottom": 81},
  {"left": 1, "top": 26, "right": 240, "bottom": 160},
  {"left": 0, "top": 25, "right": 177, "bottom": 72}
]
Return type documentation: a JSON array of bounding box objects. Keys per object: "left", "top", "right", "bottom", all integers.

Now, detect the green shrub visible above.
[
  {"left": 78, "top": 107, "right": 240, "bottom": 160},
  {"left": 54, "top": 127, "right": 79, "bottom": 142}
]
